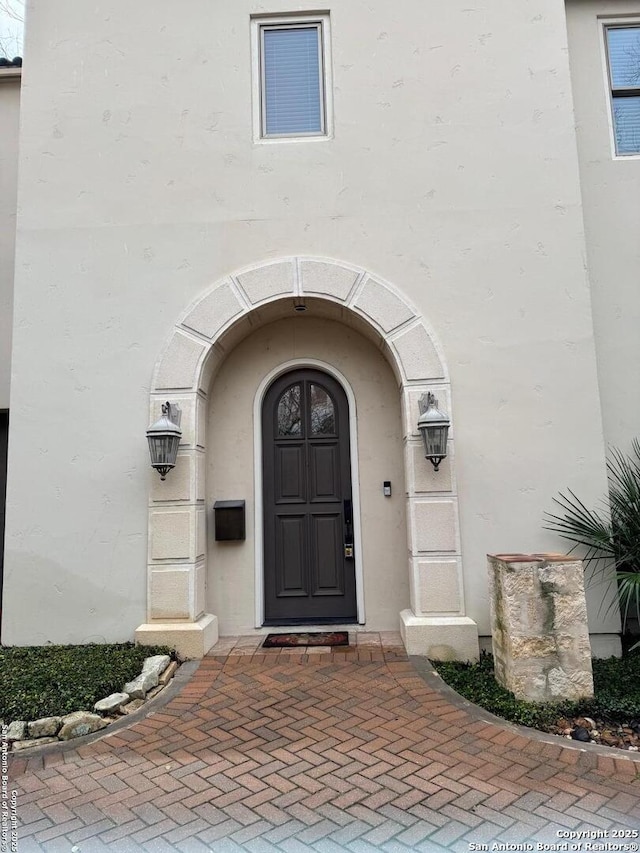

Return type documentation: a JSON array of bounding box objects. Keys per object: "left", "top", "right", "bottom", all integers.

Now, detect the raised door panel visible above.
[
  {"left": 274, "top": 444, "right": 305, "bottom": 503},
  {"left": 310, "top": 513, "right": 344, "bottom": 596},
  {"left": 275, "top": 515, "right": 308, "bottom": 597},
  {"left": 309, "top": 443, "right": 340, "bottom": 502}
]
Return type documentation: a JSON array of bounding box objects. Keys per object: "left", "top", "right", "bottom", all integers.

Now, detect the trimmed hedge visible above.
[
  {"left": 0, "top": 643, "right": 174, "bottom": 722},
  {"left": 432, "top": 649, "right": 640, "bottom": 729}
]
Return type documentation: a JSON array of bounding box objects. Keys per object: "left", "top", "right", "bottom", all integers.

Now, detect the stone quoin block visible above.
[
  {"left": 402, "top": 386, "right": 451, "bottom": 440},
  {"left": 411, "top": 499, "right": 458, "bottom": 553},
  {"left": 150, "top": 452, "right": 195, "bottom": 504},
  {"left": 416, "top": 559, "right": 462, "bottom": 614},
  {"left": 149, "top": 393, "right": 199, "bottom": 449},
  {"left": 150, "top": 509, "right": 192, "bottom": 561},
  {"left": 149, "top": 566, "right": 191, "bottom": 620},
  {"left": 406, "top": 441, "right": 453, "bottom": 494}
]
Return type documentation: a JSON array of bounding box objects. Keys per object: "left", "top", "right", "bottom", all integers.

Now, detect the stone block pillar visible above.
[
  {"left": 136, "top": 391, "right": 218, "bottom": 659},
  {"left": 399, "top": 386, "right": 478, "bottom": 662},
  {"left": 488, "top": 553, "right": 594, "bottom": 702}
]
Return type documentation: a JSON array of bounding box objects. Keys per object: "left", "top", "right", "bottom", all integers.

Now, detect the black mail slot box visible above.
[{"left": 214, "top": 500, "right": 245, "bottom": 541}]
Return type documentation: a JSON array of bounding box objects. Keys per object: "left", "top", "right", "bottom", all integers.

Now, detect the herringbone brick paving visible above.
[{"left": 7, "top": 633, "right": 640, "bottom": 852}]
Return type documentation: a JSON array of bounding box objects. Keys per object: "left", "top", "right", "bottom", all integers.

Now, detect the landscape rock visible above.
[
  {"left": 158, "top": 660, "right": 178, "bottom": 686},
  {"left": 94, "top": 693, "right": 131, "bottom": 714},
  {"left": 58, "top": 711, "right": 108, "bottom": 741},
  {"left": 124, "top": 670, "right": 158, "bottom": 699},
  {"left": 146, "top": 686, "right": 163, "bottom": 701},
  {"left": 121, "top": 698, "right": 145, "bottom": 715},
  {"left": 28, "top": 717, "right": 62, "bottom": 738},
  {"left": 12, "top": 737, "right": 59, "bottom": 750},
  {"left": 6, "top": 721, "right": 26, "bottom": 741},
  {"left": 142, "top": 655, "right": 171, "bottom": 679},
  {"left": 571, "top": 726, "right": 590, "bottom": 742}
]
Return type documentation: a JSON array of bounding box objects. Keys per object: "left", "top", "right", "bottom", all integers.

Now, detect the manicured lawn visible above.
[
  {"left": 432, "top": 649, "right": 640, "bottom": 748},
  {"left": 0, "top": 643, "right": 174, "bottom": 722}
]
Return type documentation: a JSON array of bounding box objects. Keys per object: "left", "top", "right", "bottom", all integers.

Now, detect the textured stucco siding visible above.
[
  {"left": 566, "top": 0, "right": 640, "bottom": 454},
  {"left": 0, "top": 74, "right": 20, "bottom": 409},
  {"left": 1, "top": 0, "right": 618, "bottom": 644}
]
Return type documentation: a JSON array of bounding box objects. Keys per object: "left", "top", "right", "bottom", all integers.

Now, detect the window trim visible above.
[
  {"left": 601, "top": 19, "right": 640, "bottom": 159},
  {"left": 251, "top": 13, "right": 333, "bottom": 144}
]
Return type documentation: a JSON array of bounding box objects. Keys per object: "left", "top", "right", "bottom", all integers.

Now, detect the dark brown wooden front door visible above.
[{"left": 263, "top": 369, "right": 357, "bottom": 624}]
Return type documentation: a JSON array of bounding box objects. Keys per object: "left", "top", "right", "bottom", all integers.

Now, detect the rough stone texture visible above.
[
  {"left": 124, "top": 670, "right": 158, "bottom": 699},
  {"left": 12, "top": 736, "right": 59, "bottom": 750},
  {"left": 121, "top": 698, "right": 145, "bottom": 715},
  {"left": 6, "top": 721, "right": 26, "bottom": 741},
  {"left": 488, "top": 553, "right": 594, "bottom": 702},
  {"left": 58, "top": 711, "right": 108, "bottom": 741},
  {"left": 354, "top": 276, "right": 415, "bottom": 333},
  {"left": 93, "top": 693, "right": 130, "bottom": 714},
  {"left": 158, "top": 660, "right": 179, "bottom": 685},
  {"left": 27, "top": 717, "right": 62, "bottom": 738},
  {"left": 142, "top": 654, "right": 171, "bottom": 678}
]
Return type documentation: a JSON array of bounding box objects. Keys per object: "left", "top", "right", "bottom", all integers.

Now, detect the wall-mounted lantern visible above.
[
  {"left": 146, "top": 402, "right": 182, "bottom": 480},
  {"left": 417, "top": 392, "right": 450, "bottom": 471}
]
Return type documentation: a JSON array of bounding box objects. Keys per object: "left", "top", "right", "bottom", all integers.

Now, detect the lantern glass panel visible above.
[
  {"left": 149, "top": 434, "right": 180, "bottom": 468},
  {"left": 422, "top": 425, "right": 448, "bottom": 457}
]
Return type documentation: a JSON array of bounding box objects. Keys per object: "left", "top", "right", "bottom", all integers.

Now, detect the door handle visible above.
[{"left": 343, "top": 499, "right": 354, "bottom": 559}]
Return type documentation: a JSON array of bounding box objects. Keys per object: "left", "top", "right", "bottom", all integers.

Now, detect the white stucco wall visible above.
[
  {"left": 207, "top": 316, "right": 408, "bottom": 635},
  {"left": 0, "top": 72, "right": 20, "bottom": 409},
  {"left": 2, "top": 0, "right": 618, "bottom": 645},
  {"left": 566, "top": 0, "right": 640, "bottom": 454}
]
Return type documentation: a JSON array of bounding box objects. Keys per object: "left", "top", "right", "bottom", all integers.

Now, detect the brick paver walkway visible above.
[{"left": 8, "top": 633, "right": 640, "bottom": 852}]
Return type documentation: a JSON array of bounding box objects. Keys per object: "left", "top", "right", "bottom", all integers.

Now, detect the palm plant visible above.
[{"left": 544, "top": 439, "right": 640, "bottom": 636}]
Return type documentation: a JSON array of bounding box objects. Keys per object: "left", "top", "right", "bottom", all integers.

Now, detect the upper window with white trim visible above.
[
  {"left": 252, "top": 14, "right": 332, "bottom": 141},
  {"left": 605, "top": 24, "right": 640, "bottom": 155}
]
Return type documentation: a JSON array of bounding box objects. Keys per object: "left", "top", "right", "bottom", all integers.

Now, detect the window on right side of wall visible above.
[{"left": 605, "top": 24, "right": 640, "bottom": 155}]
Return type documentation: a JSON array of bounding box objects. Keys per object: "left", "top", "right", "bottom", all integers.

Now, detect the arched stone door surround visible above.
[{"left": 135, "top": 257, "right": 478, "bottom": 659}]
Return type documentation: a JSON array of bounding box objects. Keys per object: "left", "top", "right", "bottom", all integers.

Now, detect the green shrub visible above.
[
  {"left": 0, "top": 643, "right": 174, "bottom": 722},
  {"left": 544, "top": 439, "right": 640, "bottom": 634},
  {"left": 433, "top": 649, "right": 640, "bottom": 729}
]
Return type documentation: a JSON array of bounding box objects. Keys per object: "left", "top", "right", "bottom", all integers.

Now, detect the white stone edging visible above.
[{"left": 3, "top": 655, "right": 179, "bottom": 752}]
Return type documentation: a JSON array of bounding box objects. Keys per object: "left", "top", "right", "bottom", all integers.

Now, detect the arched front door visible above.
[{"left": 262, "top": 369, "right": 357, "bottom": 624}]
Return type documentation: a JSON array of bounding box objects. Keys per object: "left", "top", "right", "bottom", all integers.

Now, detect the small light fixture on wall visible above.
[
  {"left": 417, "top": 392, "right": 450, "bottom": 471},
  {"left": 146, "top": 402, "right": 182, "bottom": 480}
]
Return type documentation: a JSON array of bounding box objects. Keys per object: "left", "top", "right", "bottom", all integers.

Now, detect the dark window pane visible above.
[
  {"left": 310, "top": 384, "right": 335, "bottom": 434},
  {"left": 278, "top": 385, "right": 302, "bottom": 435},
  {"left": 263, "top": 26, "right": 322, "bottom": 135}
]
